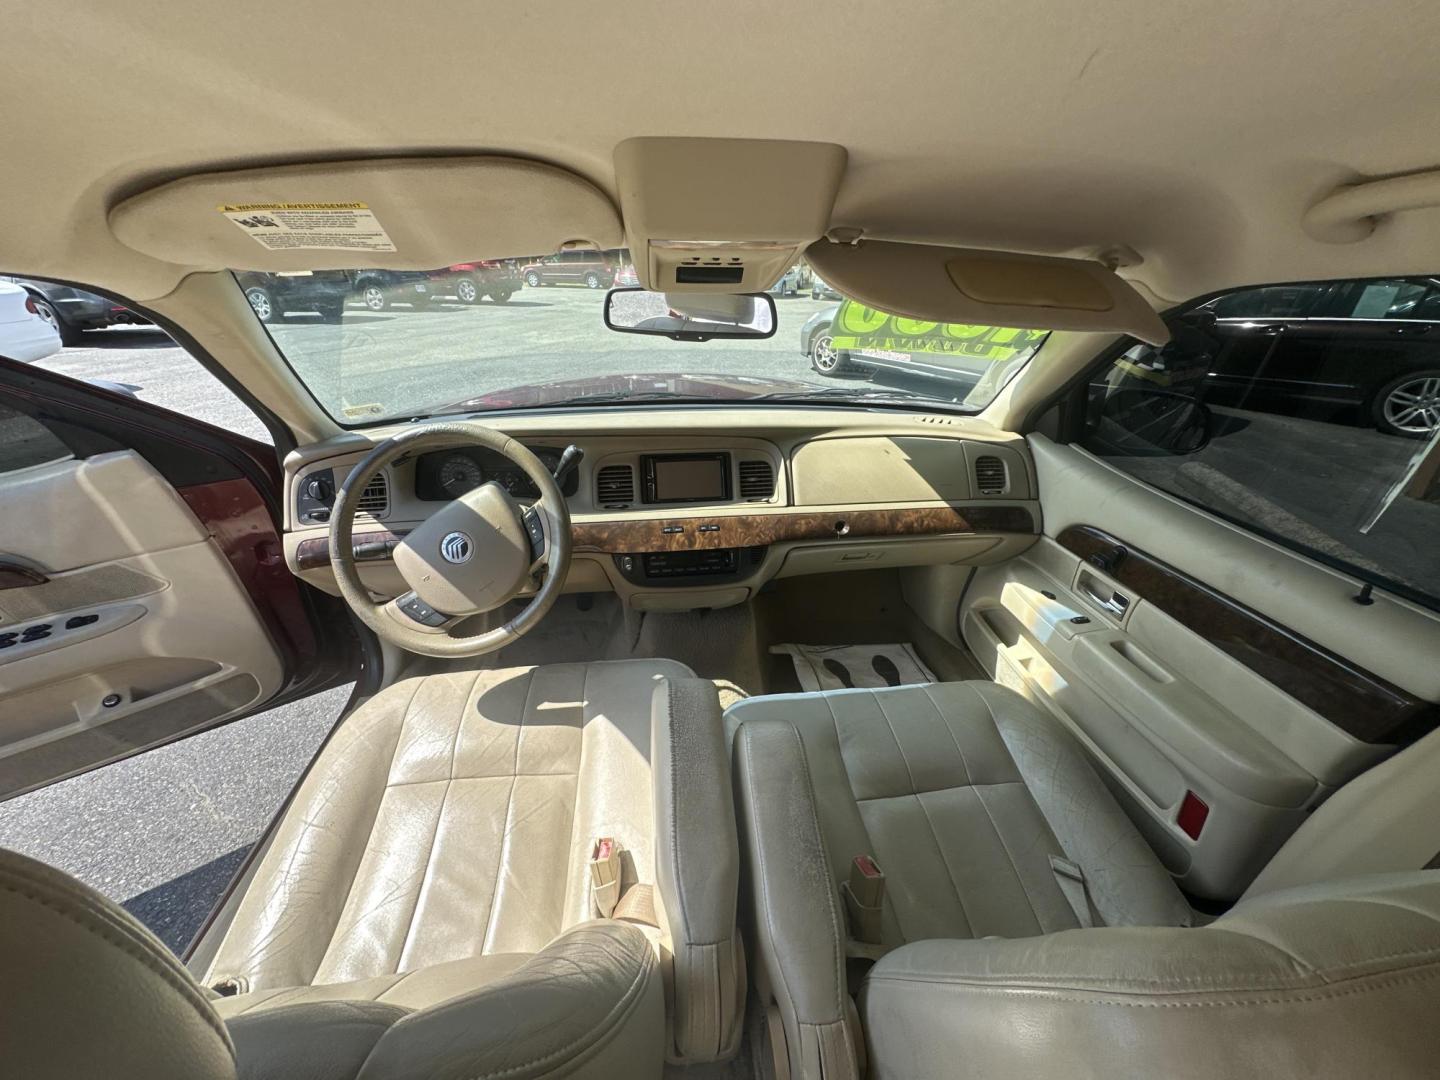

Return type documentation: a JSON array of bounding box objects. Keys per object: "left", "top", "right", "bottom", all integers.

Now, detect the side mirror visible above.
[
  {"left": 1092, "top": 387, "right": 1213, "bottom": 456},
  {"left": 604, "top": 287, "right": 777, "bottom": 342},
  {"left": 1178, "top": 307, "right": 1218, "bottom": 329}
]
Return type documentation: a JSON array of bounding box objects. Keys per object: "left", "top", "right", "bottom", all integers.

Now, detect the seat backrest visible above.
[
  {"left": 1245, "top": 725, "right": 1440, "bottom": 899},
  {"left": 861, "top": 871, "right": 1440, "bottom": 1080},
  {"left": 0, "top": 847, "right": 236, "bottom": 1080}
]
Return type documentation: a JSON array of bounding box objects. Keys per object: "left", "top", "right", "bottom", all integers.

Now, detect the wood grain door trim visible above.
[{"left": 1058, "top": 524, "right": 1438, "bottom": 744}]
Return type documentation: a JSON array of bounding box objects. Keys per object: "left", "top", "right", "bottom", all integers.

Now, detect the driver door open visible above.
[{"left": 0, "top": 357, "right": 359, "bottom": 801}]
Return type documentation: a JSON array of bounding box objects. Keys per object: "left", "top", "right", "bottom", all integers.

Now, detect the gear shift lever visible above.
[{"left": 552, "top": 444, "right": 584, "bottom": 490}]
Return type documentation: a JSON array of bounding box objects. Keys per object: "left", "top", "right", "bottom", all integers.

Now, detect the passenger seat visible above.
[{"left": 730, "top": 682, "right": 1440, "bottom": 1079}]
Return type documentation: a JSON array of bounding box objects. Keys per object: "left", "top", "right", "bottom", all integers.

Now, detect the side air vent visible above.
[
  {"left": 974, "top": 455, "right": 1008, "bottom": 495},
  {"left": 356, "top": 472, "right": 390, "bottom": 516},
  {"left": 596, "top": 464, "right": 635, "bottom": 506},
  {"left": 738, "top": 459, "right": 776, "bottom": 500}
]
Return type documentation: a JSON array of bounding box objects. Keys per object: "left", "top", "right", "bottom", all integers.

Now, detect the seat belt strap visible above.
[
  {"left": 1049, "top": 854, "right": 1099, "bottom": 929},
  {"left": 613, "top": 883, "right": 658, "bottom": 928}
]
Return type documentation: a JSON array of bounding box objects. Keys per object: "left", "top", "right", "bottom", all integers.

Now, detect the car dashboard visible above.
[{"left": 281, "top": 407, "right": 1042, "bottom": 613}]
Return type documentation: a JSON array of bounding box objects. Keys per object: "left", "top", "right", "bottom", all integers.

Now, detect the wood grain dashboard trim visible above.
[
  {"left": 1058, "top": 525, "right": 1439, "bottom": 744},
  {"left": 294, "top": 530, "right": 406, "bottom": 571},
  {"left": 571, "top": 505, "right": 1035, "bottom": 553},
  {"left": 294, "top": 505, "right": 1035, "bottom": 570}
]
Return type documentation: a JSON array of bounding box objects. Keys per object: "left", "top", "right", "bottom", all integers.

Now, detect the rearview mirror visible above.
[{"left": 604, "top": 287, "right": 776, "bottom": 342}]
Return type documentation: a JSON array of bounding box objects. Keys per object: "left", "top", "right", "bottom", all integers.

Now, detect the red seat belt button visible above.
[{"left": 1178, "top": 791, "right": 1210, "bottom": 840}]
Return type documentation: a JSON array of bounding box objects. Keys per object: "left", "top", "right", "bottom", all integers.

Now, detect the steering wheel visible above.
[{"left": 329, "top": 422, "right": 572, "bottom": 658}]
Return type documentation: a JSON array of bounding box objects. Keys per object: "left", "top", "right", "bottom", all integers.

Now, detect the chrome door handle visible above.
[{"left": 1082, "top": 584, "right": 1131, "bottom": 618}]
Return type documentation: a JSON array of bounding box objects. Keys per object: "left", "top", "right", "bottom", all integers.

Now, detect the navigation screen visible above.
[{"left": 648, "top": 455, "right": 728, "bottom": 502}]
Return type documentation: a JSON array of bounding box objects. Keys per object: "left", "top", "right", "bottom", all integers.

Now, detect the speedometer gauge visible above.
[{"left": 438, "top": 454, "right": 483, "bottom": 496}]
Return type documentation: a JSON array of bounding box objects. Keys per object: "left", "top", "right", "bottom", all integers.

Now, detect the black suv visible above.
[
  {"left": 236, "top": 271, "right": 352, "bottom": 323},
  {"left": 347, "top": 269, "right": 437, "bottom": 312},
  {"left": 518, "top": 249, "right": 618, "bottom": 289}
]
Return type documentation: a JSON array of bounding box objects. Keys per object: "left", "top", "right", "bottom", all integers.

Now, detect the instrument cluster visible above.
[{"left": 413, "top": 445, "right": 578, "bottom": 500}]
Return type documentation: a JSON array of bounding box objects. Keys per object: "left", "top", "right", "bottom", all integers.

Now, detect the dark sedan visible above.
[
  {"left": 1180, "top": 277, "right": 1440, "bottom": 437},
  {"left": 3, "top": 276, "right": 150, "bottom": 345}
]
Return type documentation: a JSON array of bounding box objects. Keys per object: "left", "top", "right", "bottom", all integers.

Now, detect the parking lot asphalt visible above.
[
  {"left": 31, "top": 287, "right": 877, "bottom": 437},
  {"left": 0, "top": 684, "right": 352, "bottom": 954},
  {"left": 267, "top": 287, "right": 866, "bottom": 422}
]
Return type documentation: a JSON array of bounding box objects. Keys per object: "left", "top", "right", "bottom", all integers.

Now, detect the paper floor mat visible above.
[{"left": 770, "top": 643, "right": 936, "bottom": 693}]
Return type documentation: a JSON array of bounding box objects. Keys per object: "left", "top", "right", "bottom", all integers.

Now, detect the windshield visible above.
[{"left": 233, "top": 251, "right": 1049, "bottom": 424}]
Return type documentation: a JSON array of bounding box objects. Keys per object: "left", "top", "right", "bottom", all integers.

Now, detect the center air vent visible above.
[
  {"left": 738, "top": 459, "right": 776, "bottom": 500},
  {"left": 356, "top": 472, "right": 390, "bottom": 516},
  {"left": 596, "top": 464, "right": 635, "bottom": 506},
  {"left": 974, "top": 455, "right": 1008, "bottom": 496}
]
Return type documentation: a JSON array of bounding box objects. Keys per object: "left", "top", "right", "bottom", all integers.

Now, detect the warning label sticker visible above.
[{"left": 219, "top": 202, "right": 397, "bottom": 252}]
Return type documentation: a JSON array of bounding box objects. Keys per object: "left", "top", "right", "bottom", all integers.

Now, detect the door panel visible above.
[
  {"left": 0, "top": 451, "right": 283, "bottom": 797},
  {"left": 0, "top": 357, "right": 358, "bottom": 800},
  {"left": 960, "top": 436, "right": 1440, "bottom": 898}
]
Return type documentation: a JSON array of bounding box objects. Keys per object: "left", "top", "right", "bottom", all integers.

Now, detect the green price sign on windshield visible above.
[{"left": 829, "top": 299, "right": 1048, "bottom": 361}]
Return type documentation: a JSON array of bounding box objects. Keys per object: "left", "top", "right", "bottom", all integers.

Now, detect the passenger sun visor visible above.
[
  {"left": 108, "top": 157, "right": 623, "bottom": 271},
  {"left": 806, "top": 240, "right": 1171, "bottom": 345},
  {"left": 615, "top": 137, "right": 847, "bottom": 293}
]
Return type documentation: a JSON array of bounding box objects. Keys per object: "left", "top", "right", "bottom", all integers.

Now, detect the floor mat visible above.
[{"left": 771, "top": 643, "right": 936, "bottom": 693}]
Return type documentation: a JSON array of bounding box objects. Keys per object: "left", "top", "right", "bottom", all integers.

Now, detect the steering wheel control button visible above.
[
  {"left": 523, "top": 509, "right": 546, "bottom": 558},
  {"left": 440, "top": 530, "right": 474, "bottom": 564},
  {"left": 398, "top": 592, "right": 449, "bottom": 628}
]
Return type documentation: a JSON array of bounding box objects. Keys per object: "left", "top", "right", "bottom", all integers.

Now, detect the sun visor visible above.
[
  {"left": 615, "top": 137, "right": 846, "bottom": 293},
  {"left": 109, "top": 157, "right": 623, "bottom": 271},
  {"left": 806, "top": 240, "right": 1170, "bottom": 345}
]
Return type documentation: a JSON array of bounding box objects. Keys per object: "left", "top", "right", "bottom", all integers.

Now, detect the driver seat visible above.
[{"left": 196, "top": 660, "right": 745, "bottom": 1074}]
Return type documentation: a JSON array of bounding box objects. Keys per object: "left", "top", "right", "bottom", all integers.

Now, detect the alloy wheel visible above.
[
  {"left": 245, "top": 289, "right": 273, "bottom": 321},
  {"left": 363, "top": 285, "right": 387, "bottom": 311},
  {"left": 812, "top": 334, "right": 841, "bottom": 373},
  {"left": 32, "top": 297, "right": 60, "bottom": 330},
  {"left": 456, "top": 278, "right": 479, "bottom": 303},
  {"left": 1383, "top": 375, "right": 1440, "bottom": 435}
]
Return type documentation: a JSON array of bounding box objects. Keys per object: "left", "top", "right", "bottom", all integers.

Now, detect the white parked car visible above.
[{"left": 0, "top": 280, "right": 61, "bottom": 362}]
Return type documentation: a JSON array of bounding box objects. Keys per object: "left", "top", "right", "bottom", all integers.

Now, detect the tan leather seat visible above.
[
  {"left": 861, "top": 871, "right": 1440, "bottom": 1079},
  {"left": 0, "top": 844, "right": 660, "bottom": 1080},
  {"left": 194, "top": 659, "right": 742, "bottom": 1072},
  {"left": 731, "top": 681, "right": 1440, "bottom": 1079}
]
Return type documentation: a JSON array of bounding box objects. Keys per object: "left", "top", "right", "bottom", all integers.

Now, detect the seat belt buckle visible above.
[
  {"left": 209, "top": 975, "right": 249, "bottom": 998},
  {"left": 841, "top": 854, "right": 886, "bottom": 945},
  {"left": 590, "top": 837, "right": 623, "bottom": 918}
]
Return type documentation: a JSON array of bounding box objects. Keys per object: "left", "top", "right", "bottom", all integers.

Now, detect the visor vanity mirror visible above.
[{"left": 603, "top": 287, "right": 777, "bottom": 341}]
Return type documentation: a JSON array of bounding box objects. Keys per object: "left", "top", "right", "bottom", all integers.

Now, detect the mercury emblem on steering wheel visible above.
[{"left": 440, "top": 530, "right": 473, "bottom": 564}]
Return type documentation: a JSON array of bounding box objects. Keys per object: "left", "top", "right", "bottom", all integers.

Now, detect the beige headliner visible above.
[{"left": 4, "top": 0, "right": 1440, "bottom": 308}]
